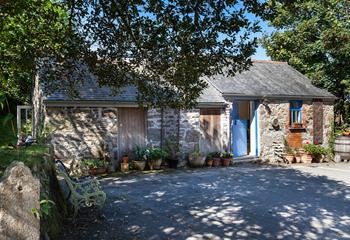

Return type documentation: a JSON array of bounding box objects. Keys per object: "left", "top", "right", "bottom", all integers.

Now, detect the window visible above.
[{"left": 290, "top": 101, "right": 302, "bottom": 126}]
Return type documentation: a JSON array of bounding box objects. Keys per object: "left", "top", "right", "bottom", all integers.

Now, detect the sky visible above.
[{"left": 249, "top": 16, "right": 275, "bottom": 60}]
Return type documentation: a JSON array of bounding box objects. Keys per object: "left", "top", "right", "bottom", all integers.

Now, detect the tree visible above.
[
  {"left": 0, "top": 0, "right": 85, "bottom": 103},
  {"left": 69, "top": 0, "right": 265, "bottom": 108},
  {"left": 1, "top": 0, "right": 266, "bottom": 109},
  {"left": 262, "top": 0, "right": 350, "bottom": 124}
]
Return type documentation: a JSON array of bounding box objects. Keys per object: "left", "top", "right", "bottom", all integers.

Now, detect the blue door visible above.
[
  {"left": 232, "top": 119, "right": 248, "bottom": 157},
  {"left": 231, "top": 102, "right": 248, "bottom": 157}
]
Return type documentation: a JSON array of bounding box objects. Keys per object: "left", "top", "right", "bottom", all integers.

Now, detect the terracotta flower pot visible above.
[
  {"left": 120, "top": 163, "right": 129, "bottom": 172},
  {"left": 148, "top": 158, "right": 162, "bottom": 170},
  {"left": 207, "top": 159, "right": 213, "bottom": 167},
  {"left": 189, "top": 156, "right": 206, "bottom": 167},
  {"left": 89, "top": 167, "right": 108, "bottom": 175},
  {"left": 213, "top": 157, "right": 221, "bottom": 167},
  {"left": 301, "top": 153, "right": 312, "bottom": 164},
  {"left": 133, "top": 160, "right": 146, "bottom": 171},
  {"left": 122, "top": 156, "right": 129, "bottom": 163},
  {"left": 295, "top": 154, "right": 302, "bottom": 163},
  {"left": 222, "top": 158, "right": 231, "bottom": 167},
  {"left": 284, "top": 154, "right": 294, "bottom": 164}
]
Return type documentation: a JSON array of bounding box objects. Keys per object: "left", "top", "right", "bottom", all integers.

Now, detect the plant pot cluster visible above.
[
  {"left": 81, "top": 158, "right": 109, "bottom": 175},
  {"left": 283, "top": 140, "right": 328, "bottom": 164},
  {"left": 191, "top": 151, "right": 233, "bottom": 168},
  {"left": 120, "top": 147, "right": 169, "bottom": 172}
]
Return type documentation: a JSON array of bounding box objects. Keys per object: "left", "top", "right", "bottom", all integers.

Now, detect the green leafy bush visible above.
[
  {"left": 222, "top": 151, "right": 233, "bottom": 158},
  {"left": 206, "top": 152, "right": 214, "bottom": 160},
  {"left": 147, "top": 148, "right": 167, "bottom": 160},
  {"left": 81, "top": 159, "right": 106, "bottom": 169},
  {"left": 303, "top": 144, "right": 327, "bottom": 155},
  {"left": 134, "top": 145, "right": 147, "bottom": 161}
]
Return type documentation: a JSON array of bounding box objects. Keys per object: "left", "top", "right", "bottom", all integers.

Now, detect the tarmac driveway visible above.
[{"left": 62, "top": 164, "right": 350, "bottom": 240}]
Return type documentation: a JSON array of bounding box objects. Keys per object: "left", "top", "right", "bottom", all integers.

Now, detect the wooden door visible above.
[
  {"left": 118, "top": 108, "right": 146, "bottom": 158},
  {"left": 200, "top": 108, "right": 221, "bottom": 153}
]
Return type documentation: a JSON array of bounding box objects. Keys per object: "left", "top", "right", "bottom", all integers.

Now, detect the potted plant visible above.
[
  {"left": 82, "top": 158, "right": 108, "bottom": 175},
  {"left": 164, "top": 136, "right": 180, "bottom": 168},
  {"left": 147, "top": 147, "right": 167, "bottom": 170},
  {"left": 221, "top": 152, "right": 233, "bottom": 166},
  {"left": 122, "top": 152, "right": 129, "bottom": 163},
  {"left": 301, "top": 141, "right": 315, "bottom": 163},
  {"left": 212, "top": 152, "right": 222, "bottom": 167},
  {"left": 303, "top": 143, "right": 326, "bottom": 163},
  {"left": 283, "top": 138, "right": 295, "bottom": 164},
  {"left": 206, "top": 153, "right": 214, "bottom": 167},
  {"left": 133, "top": 145, "right": 147, "bottom": 171},
  {"left": 188, "top": 151, "right": 206, "bottom": 167},
  {"left": 294, "top": 149, "right": 302, "bottom": 163}
]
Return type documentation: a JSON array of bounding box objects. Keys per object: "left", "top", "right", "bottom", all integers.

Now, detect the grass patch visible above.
[{"left": 0, "top": 116, "right": 48, "bottom": 177}]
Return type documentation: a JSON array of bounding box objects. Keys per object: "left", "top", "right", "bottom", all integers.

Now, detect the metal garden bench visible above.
[{"left": 55, "top": 160, "right": 106, "bottom": 216}]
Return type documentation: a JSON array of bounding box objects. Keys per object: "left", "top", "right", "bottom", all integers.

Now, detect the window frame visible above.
[{"left": 290, "top": 100, "right": 303, "bottom": 127}]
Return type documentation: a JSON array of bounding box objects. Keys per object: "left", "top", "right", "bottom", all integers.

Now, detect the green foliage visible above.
[
  {"left": 206, "top": 152, "right": 214, "bottom": 161},
  {"left": 164, "top": 136, "right": 180, "bottom": 160},
  {"left": 0, "top": 0, "right": 85, "bottom": 102},
  {"left": 263, "top": 0, "right": 350, "bottom": 124},
  {"left": 68, "top": 0, "right": 265, "bottom": 108},
  {"left": 283, "top": 137, "right": 294, "bottom": 154},
  {"left": 211, "top": 151, "right": 222, "bottom": 158},
  {"left": 222, "top": 151, "right": 233, "bottom": 158},
  {"left": 1, "top": 0, "right": 266, "bottom": 108},
  {"left": 134, "top": 145, "right": 147, "bottom": 161},
  {"left": 81, "top": 159, "right": 106, "bottom": 169},
  {"left": 32, "top": 199, "right": 55, "bottom": 218},
  {"left": 303, "top": 143, "right": 327, "bottom": 155},
  {"left": 146, "top": 148, "right": 167, "bottom": 160}
]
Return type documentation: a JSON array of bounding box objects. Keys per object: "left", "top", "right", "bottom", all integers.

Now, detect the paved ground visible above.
[{"left": 62, "top": 164, "right": 350, "bottom": 240}]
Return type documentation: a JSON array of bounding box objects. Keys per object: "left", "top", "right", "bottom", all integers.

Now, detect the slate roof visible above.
[
  {"left": 205, "top": 61, "right": 336, "bottom": 100},
  {"left": 44, "top": 61, "right": 335, "bottom": 103},
  {"left": 44, "top": 72, "right": 225, "bottom": 104}
]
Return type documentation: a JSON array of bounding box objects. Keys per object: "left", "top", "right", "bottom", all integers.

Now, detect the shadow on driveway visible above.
[{"left": 62, "top": 165, "right": 350, "bottom": 240}]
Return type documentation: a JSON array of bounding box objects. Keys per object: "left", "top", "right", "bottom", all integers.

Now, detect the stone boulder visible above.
[{"left": 0, "top": 161, "right": 40, "bottom": 240}]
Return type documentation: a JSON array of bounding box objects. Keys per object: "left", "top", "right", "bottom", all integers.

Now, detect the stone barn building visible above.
[{"left": 34, "top": 61, "right": 336, "bottom": 167}]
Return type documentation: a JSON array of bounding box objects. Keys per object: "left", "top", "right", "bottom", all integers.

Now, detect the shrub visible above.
[
  {"left": 206, "top": 152, "right": 214, "bottom": 160},
  {"left": 303, "top": 144, "right": 327, "bottom": 155},
  {"left": 82, "top": 159, "right": 106, "bottom": 169},
  {"left": 222, "top": 151, "right": 233, "bottom": 158},
  {"left": 147, "top": 148, "right": 167, "bottom": 160},
  {"left": 134, "top": 145, "right": 147, "bottom": 161}
]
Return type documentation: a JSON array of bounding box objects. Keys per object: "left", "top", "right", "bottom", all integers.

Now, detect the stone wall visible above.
[
  {"left": 146, "top": 108, "right": 162, "bottom": 147},
  {"left": 0, "top": 162, "right": 40, "bottom": 240},
  {"left": 178, "top": 109, "right": 200, "bottom": 166},
  {"left": 258, "top": 100, "right": 290, "bottom": 162},
  {"left": 161, "top": 108, "right": 180, "bottom": 147},
  {"left": 46, "top": 107, "right": 118, "bottom": 164},
  {"left": 258, "top": 100, "right": 334, "bottom": 162},
  {"left": 322, "top": 102, "right": 334, "bottom": 147},
  {"left": 221, "top": 106, "right": 231, "bottom": 151}
]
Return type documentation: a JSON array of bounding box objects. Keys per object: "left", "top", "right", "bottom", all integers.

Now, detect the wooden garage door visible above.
[
  {"left": 118, "top": 108, "right": 146, "bottom": 157},
  {"left": 200, "top": 108, "right": 221, "bottom": 153}
]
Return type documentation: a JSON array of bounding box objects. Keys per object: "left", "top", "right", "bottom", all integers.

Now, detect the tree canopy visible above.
[
  {"left": 1, "top": 0, "right": 266, "bottom": 108},
  {"left": 0, "top": 0, "right": 79, "bottom": 103},
  {"left": 263, "top": 0, "right": 350, "bottom": 123}
]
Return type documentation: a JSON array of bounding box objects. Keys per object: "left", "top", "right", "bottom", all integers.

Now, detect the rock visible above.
[{"left": 0, "top": 161, "right": 40, "bottom": 240}]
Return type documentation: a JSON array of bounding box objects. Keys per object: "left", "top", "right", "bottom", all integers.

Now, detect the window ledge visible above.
[{"left": 289, "top": 127, "right": 306, "bottom": 131}]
